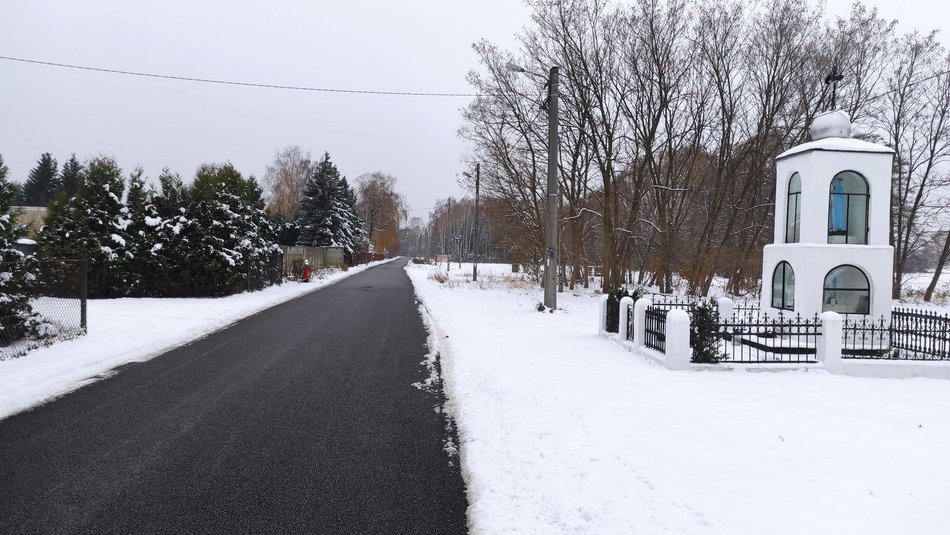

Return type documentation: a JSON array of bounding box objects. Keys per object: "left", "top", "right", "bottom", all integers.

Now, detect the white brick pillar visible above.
[
  {"left": 598, "top": 294, "right": 609, "bottom": 335},
  {"left": 633, "top": 297, "right": 652, "bottom": 349},
  {"left": 819, "top": 311, "right": 844, "bottom": 373},
  {"left": 666, "top": 308, "right": 692, "bottom": 370}
]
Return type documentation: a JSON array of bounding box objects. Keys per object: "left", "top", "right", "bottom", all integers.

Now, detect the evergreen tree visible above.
[
  {"left": 123, "top": 167, "right": 151, "bottom": 295},
  {"left": 153, "top": 168, "right": 187, "bottom": 219},
  {"left": 152, "top": 164, "right": 279, "bottom": 297},
  {"left": 296, "top": 153, "right": 365, "bottom": 263},
  {"left": 38, "top": 193, "right": 76, "bottom": 258},
  {"left": 0, "top": 155, "right": 39, "bottom": 345},
  {"left": 338, "top": 176, "right": 368, "bottom": 263},
  {"left": 272, "top": 213, "right": 300, "bottom": 246},
  {"left": 59, "top": 154, "right": 82, "bottom": 199},
  {"left": 39, "top": 156, "right": 129, "bottom": 298},
  {"left": 147, "top": 174, "right": 191, "bottom": 297},
  {"left": 20, "top": 153, "right": 60, "bottom": 207}
]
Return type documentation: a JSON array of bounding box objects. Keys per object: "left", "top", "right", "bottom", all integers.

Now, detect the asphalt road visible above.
[{"left": 0, "top": 259, "right": 468, "bottom": 534}]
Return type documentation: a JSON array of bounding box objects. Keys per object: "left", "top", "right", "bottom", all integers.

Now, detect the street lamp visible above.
[
  {"left": 508, "top": 61, "right": 559, "bottom": 310},
  {"left": 462, "top": 162, "right": 481, "bottom": 282}
]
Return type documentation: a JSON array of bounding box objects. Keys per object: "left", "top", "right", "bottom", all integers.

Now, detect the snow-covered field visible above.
[
  {"left": 408, "top": 262, "right": 950, "bottom": 535},
  {"left": 0, "top": 260, "right": 392, "bottom": 420}
]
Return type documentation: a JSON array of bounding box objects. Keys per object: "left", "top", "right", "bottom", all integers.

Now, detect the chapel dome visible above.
[{"left": 810, "top": 110, "right": 852, "bottom": 140}]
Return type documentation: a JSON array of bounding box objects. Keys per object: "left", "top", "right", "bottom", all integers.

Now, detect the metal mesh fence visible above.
[
  {"left": 0, "top": 259, "right": 86, "bottom": 360},
  {"left": 247, "top": 254, "right": 283, "bottom": 292}
]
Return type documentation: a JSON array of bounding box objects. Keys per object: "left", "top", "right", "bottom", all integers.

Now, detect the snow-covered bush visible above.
[
  {"left": 37, "top": 160, "right": 282, "bottom": 299},
  {"left": 0, "top": 155, "right": 40, "bottom": 348},
  {"left": 690, "top": 299, "right": 724, "bottom": 363},
  {"left": 148, "top": 164, "right": 280, "bottom": 297},
  {"left": 39, "top": 156, "right": 131, "bottom": 298}
]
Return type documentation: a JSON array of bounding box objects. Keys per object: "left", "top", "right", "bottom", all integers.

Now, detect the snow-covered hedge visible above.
[{"left": 38, "top": 158, "right": 282, "bottom": 298}]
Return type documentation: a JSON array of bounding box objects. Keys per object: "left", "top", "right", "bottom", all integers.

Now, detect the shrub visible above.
[{"left": 690, "top": 299, "right": 724, "bottom": 363}]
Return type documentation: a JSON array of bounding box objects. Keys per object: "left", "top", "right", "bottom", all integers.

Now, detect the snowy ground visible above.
[
  {"left": 901, "top": 270, "right": 950, "bottom": 309},
  {"left": 408, "top": 262, "right": 950, "bottom": 535},
  {"left": 0, "top": 260, "right": 392, "bottom": 420}
]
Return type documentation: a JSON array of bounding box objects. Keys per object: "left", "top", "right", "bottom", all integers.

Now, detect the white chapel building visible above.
[{"left": 760, "top": 110, "right": 894, "bottom": 319}]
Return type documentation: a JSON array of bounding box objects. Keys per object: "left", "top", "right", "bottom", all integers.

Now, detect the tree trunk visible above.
[{"left": 924, "top": 230, "right": 950, "bottom": 302}]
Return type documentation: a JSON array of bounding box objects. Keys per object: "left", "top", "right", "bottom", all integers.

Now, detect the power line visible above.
[{"left": 0, "top": 55, "right": 482, "bottom": 98}]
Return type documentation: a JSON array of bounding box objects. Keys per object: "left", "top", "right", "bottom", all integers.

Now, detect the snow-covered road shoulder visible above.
[
  {"left": 407, "top": 262, "right": 950, "bottom": 535},
  {"left": 0, "top": 259, "right": 394, "bottom": 420}
]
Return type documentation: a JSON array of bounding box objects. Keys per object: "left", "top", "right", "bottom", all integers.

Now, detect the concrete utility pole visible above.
[
  {"left": 473, "top": 162, "right": 480, "bottom": 282},
  {"left": 447, "top": 197, "right": 452, "bottom": 272},
  {"left": 506, "top": 62, "right": 560, "bottom": 310},
  {"left": 544, "top": 66, "right": 559, "bottom": 310},
  {"left": 464, "top": 163, "right": 482, "bottom": 282}
]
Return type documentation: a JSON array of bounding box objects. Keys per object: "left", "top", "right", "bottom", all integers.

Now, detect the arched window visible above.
[
  {"left": 828, "top": 171, "right": 869, "bottom": 244},
  {"left": 771, "top": 261, "right": 795, "bottom": 310},
  {"left": 785, "top": 173, "right": 801, "bottom": 243},
  {"left": 823, "top": 265, "right": 870, "bottom": 314}
]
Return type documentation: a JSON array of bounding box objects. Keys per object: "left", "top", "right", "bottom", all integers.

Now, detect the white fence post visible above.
[
  {"left": 819, "top": 311, "right": 844, "bottom": 373},
  {"left": 618, "top": 296, "right": 634, "bottom": 341},
  {"left": 598, "top": 294, "right": 608, "bottom": 335},
  {"left": 666, "top": 308, "right": 692, "bottom": 370},
  {"left": 633, "top": 297, "right": 652, "bottom": 349},
  {"left": 718, "top": 297, "right": 734, "bottom": 322}
]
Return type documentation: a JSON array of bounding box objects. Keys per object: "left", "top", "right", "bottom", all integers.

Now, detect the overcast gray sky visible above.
[{"left": 1, "top": 0, "right": 945, "bottom": 218}]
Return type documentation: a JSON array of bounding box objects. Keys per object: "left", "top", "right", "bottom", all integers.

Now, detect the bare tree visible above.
[
  {"left": 925, "top": 225, "right": 950, "bottom": 302},
  {"left": 458, "top": 0, "right": 949, "bottom": 299},
  {"left": 527, "top": 0, "right": 633, "bottom": 290},
  {"left": 261, "top": 145, "right": 312, "bottom": 218},
  {"left": 461, "top": 40, "right": 550, "bottom": 270},
  {"left": 356, "top": 172, "right": 407, "bottom": 254},
  {"left": 881, "top": 35, "right": 950, "bottom": 297}
]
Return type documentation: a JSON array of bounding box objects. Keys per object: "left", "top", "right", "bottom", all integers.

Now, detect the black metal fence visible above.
[
  {"left": 649, "top": 294, "right": 698, "bottom": 311},
  {"left": 628, "top": 294, "right": 949, "bottom": 364},
  {"left": 891, "top": 308, "right": 950, "bottom": 360},
  {"left": 713, "top": 313, "right": 821, "bottom": 363},
  {"left": 843, "top": 308, "right": 950, "bottom": 360},
  {"left": 841, "top": 315, "right": 891, "bottom": 358},
  {"left": 626, "top": 303, "right": 635, "bottom": 341},
  {"left": 644, "top": 307, "right": 667, "bottom": 354},
  {"left": 1, "top": 259, "right": 87, "bottom": 360},
  {"left": 732, "top": 301, "right": 761, "bottom": 323}
]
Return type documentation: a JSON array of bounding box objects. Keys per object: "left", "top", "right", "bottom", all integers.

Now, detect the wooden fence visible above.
[{"left": 279, "top": 246, "right": 345, "bottom": 277}]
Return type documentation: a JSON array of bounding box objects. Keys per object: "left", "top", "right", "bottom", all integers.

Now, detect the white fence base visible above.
[{"left": 605, "top": 296, "right": 950, "bottom": 380}]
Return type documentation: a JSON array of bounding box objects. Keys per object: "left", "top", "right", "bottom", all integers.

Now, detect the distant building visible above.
[{"left": 12, "top": 206, "right": 47, "bottom": 238}]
